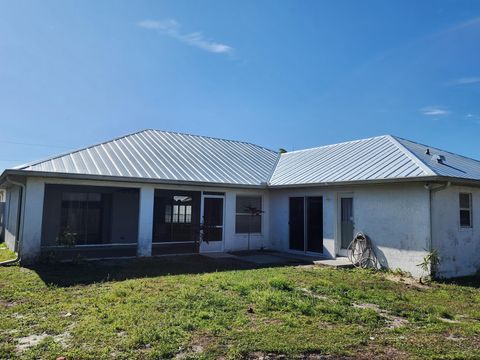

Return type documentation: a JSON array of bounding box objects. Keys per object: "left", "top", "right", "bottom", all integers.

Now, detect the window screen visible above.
[
  {"left": 459, "top": 193, "right": 472, "bottom": 228},
  {"left": 235, "top": 196, "right": 262, "bottom": 234}
]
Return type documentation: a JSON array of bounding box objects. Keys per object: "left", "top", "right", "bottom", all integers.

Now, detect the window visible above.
[
  {"left": 235, "top": 195, "right": 262, "bottom": 234},
  {"left": 459, "top": 193, "right": 472, "bottom": 228},
  {"left": 165, "top": 196, "right": 192, "bottom": 223}
]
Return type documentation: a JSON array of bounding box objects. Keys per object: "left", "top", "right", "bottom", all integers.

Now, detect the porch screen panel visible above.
[
  {"left": 153, "top": 190, "right": 201, "bottom": 242},
  {"left": 41, "top": 184, "right": 141, "bottom": 247},
  {"left": 59, "top": 192, "right": 112, "bottom": 245}
]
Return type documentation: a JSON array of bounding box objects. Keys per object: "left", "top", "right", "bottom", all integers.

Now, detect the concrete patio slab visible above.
[
  {"left": 228, "top": 250, "right": 323, "bottom": 266},
  {"left": 202, "top": 253, "right": 237, "bottom": 259}
]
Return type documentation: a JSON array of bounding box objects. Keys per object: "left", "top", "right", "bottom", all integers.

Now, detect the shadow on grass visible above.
[
  {"left": 26, "top": 254, "right": 307, "bottom": 287},
  {"left": 436, "top": 275, "right": 480, "bottom": 289}
]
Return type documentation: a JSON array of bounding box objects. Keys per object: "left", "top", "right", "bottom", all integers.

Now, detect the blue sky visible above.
[{"left": 1, "top": 1, "right": 480, "bottom": 171}]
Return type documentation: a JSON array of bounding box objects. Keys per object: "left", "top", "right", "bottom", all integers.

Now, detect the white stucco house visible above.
[{"left": 1, "top": 129, "right": 480, "bottom": 278}]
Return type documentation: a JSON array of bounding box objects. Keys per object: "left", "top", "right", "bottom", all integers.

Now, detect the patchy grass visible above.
[
  {"left": 1, "top": 257, "right": 480, "bottom": 359},
  {"left": 0, "top": 243, "right": 16, "bottom": 262}
]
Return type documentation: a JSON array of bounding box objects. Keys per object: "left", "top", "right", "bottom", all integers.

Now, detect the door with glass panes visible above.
[{"left": 199, "top": 194, "right": 225, "bottom": 252}]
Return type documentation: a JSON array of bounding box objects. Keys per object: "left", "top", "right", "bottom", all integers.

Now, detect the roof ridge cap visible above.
[
  {"left": 283, "top": 135, "right": 389, "bottom": 155},
  {"left": 149, "top": 129, "right": 277, "bottom": 154},
  {"left": 387, "top": 135, "right": 437, "bottom": 176}
]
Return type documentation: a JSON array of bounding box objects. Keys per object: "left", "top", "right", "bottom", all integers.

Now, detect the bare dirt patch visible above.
[
  {"left": 175, "top": 333, "right": 217, "bottom": 359},
  {"left": 0, "top": 299, "right": 17, "bottom": 308},
  {"left": 16, "top": 329, "right": 71, "bottom": 353},
  {"left": 299, "top": 288, "right": 331, "bottom": 302},
  {"left": 248, "top": 353, "right": 354, "bottom": 359},
  {"left": 16, "top": 333, "right": 49, "bottom": 352},
  {"left": 385, "top": 274, "right": 429, "bottom": 290},
  {"left": 353, "top": 344, "right": 409, "bottom": 360},
  {"left": 439, "top": 317, "right": 461, "bottom": 324},
  {"left": 353, "top": 303, "right": 408, "bottom": 329}
]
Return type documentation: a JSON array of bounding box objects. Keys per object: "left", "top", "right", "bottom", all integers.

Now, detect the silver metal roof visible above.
[
  {"left": 269, "top": 135, "right": 437, "bottom": 186},
  {"left": 16, "top": 129, "right": 279, "bottom": 186},
  {"left": 394, "top": 136, "right": 480, "bottom": 181},
  {"left": 11, "top": 131, "right": 480, "bottom": 187}
]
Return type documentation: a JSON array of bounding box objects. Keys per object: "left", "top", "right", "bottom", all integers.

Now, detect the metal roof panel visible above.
[{"left": 17, "top": 129, "right": 278, "bottom": 186}]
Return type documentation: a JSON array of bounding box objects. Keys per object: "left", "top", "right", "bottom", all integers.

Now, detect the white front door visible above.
[{"left": 199, "top": 194, "right": 225, "bottom": 253}]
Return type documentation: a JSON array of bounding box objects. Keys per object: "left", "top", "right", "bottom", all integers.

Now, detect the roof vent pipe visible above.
[{"left": 432, "top": 154, "right": 446, "bottom": 164}]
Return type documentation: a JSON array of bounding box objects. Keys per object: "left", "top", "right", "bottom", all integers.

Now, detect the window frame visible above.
[
  {"left": 235, "top": 195, "right": 263, "bottom": 234},
  {"left": 459, "top": 192, "right": 473, "bottom": 229}
]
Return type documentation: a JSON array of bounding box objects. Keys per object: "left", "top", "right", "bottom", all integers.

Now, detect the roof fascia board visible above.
[
  {"left": 268, "top": 176, "right": 480, "bottom": 189},
  {"left": 267, "top": 176, "right": 442, "bottom": 189}
]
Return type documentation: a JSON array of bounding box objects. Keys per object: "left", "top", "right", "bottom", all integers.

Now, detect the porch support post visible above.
[
  {"left": 137, "top": 185, "right": 154, "bottom": 257},
  {"left": 21, "top": 178, "right": 45, "bottom": 262}
]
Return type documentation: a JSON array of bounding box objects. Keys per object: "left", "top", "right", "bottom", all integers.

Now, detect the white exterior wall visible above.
[
  {"left": 432, "top": 185, "right": 480, "bottom": 278},
  {"left": 4, "top": 185, "right": 21, "bottom": 251},
  {"left": 269, "top": 183, "right": 431, "bottom": 277}
]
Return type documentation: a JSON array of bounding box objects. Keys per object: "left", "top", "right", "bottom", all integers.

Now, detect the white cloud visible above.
[
  {"left": 137, "top": 19, "right": 233, "bottom": 55},
  {"left": 452, "top": 77, "right": 480, "bottom": 85},
  {"left": 421, "top": 106, "right": 450, "bottom": 116},
  {"left": 466, "top": 113, "right": 480, "bottom": 120}
]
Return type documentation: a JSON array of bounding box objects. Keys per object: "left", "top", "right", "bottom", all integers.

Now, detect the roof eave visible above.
[
  {"left": 266, "top": 176, "right": 457, "bottom": 189},
  {"left": 0, "top": 169, "right": 269, "bottom": 190}
]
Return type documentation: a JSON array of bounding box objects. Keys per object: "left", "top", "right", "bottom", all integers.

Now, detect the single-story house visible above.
[{"left": 1, "top": 129, "right": 480, "bottom": 278}]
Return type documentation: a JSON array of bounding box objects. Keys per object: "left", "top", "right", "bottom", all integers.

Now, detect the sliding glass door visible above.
[
  {"left": 289, "top": 197, "right": 305, "bottom": 251},
  {"left": 306, "top": 197, "right": 323, "bottom": 252},
  {"left": 289, "top": 196, "right": 323, "bottom": 253}
]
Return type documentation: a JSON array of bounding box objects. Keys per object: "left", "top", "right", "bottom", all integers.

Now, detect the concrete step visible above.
[{"left": 313, "top": 257, "right": 355, "bottom": 269}]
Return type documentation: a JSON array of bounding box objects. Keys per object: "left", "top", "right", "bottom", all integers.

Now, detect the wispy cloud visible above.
[
  {"left": 450, "top": 77, "right": 480, "bottom": 85},
  {"left": 137, "top": 19, "right": 233, "bottom": 55},
  {"left": 421, "top": 106, "right": 450, "bottom": 116},
  {"left": 466, "top": 113, "right": 480, "bottom": 120}
]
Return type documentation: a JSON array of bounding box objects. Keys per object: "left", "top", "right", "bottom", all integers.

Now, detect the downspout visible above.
[
  {"left": 0, "top": 177, "right": 26, "bottom": 265},
  {"left": 426, "top": 181, "right": 451, "bottom": 276}
]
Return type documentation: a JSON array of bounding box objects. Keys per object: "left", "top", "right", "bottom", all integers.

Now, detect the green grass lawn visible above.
[
  {"left": 0, "top": 243, "right": 16, "bottom": 262},
  {"left": 1, "top": 255, "right": 479, "bottom": 360}
]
